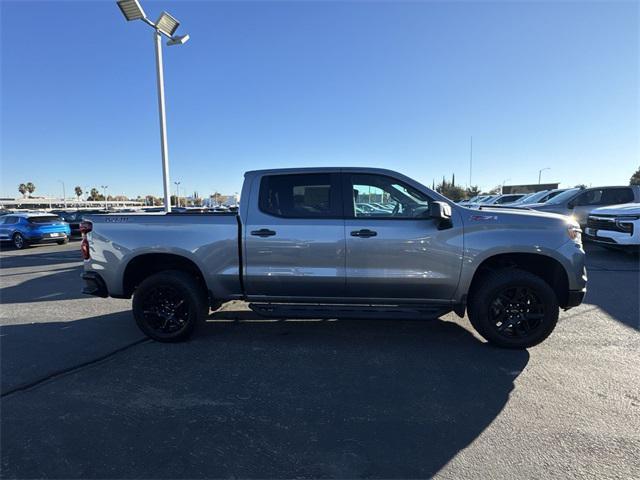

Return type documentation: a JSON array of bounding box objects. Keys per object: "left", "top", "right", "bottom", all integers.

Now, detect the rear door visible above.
[
  {"left": 244, "top": 172, "right": 346, "bottom": 299},
  {"left": 343, "top": 172, "right": 463, "bottom": 301}
]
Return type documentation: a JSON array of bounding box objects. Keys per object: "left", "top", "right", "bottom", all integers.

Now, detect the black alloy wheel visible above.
[
  {"left": 488, "top": 286, "right": 546, "bottom": 339},
  {"left": 467, "top": 268, "right": 559, "bottom": 349},
  {"left": 140, "top": 285, "right": 192, "bottom": 337},
  {"left": 132, "top": 270, "right": 208, "bottom": 342}
]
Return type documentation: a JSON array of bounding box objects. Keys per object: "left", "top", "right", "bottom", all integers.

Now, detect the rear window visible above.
[
  {"left": 259, "top": 173, "right": 341, "bottom": 218},
  {"left": 27, "top": 215, "right": 62, "bottom": 224}
]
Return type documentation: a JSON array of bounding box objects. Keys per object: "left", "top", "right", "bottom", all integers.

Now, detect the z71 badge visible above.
[
  {"left": 469, "top": 214, "right": 498, "bottom": 221},
  {"left": 105, "top": 217, "right": 129, "bottom": 223}
]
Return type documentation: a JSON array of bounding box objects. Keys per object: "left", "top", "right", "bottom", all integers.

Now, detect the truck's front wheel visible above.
[
  {"left": 132, "top": 270, "right": 208, "bottom": 342},
  {"left": 468, "top": 269, "right": 559, "bottom": 349}
]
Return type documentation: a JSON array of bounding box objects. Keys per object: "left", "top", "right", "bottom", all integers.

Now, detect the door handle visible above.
[
  {"left": 251, "top": 228, "right": 276, "bottom": 237},
  {"left": 350, "top": 229, "right": 377, "bottom": 238}
]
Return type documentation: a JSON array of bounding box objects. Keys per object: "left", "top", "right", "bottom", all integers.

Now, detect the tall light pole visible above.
[
  {"left": 174, "top": 181, "right": 181, "bottom": 207},
  {"left": 116, "top": 0, "right": 190, "bottom": 214},
  {"left": 501, "top": 178, "right": 511, "bottom": 194},
  {"left": 101, "top": 185, "right": 109, "bottom": 210},
  {"left": 538, "top": 167, "right": 550, "bottom": 184},
  {"left": 58, "top": 180, "right": 66, "bottom": 209},
  {"left": 469, "top": 136, "right": 473, "bottom": 188}
]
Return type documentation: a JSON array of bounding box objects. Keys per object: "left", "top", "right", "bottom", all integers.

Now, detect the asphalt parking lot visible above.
[{"left": 1, "top": 241, "right": 639, "bottom": 479}]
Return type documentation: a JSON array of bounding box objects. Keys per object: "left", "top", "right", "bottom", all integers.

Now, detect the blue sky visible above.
[{"left": 1, "top": 0, "right": 638, "bottom": 199}]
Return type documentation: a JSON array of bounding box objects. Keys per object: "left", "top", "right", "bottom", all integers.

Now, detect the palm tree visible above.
[
  {"left": 25, "top": 182, "right": 35, "bottom": 197},
  {"left": 18, "top": 183, "right": 27, "bottom": 198},
  {"left": 74, "top": 186, "right": 83, "bottom": 200}
]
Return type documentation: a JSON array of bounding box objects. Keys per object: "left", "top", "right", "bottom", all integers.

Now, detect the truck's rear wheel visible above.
[
  {"left": 468, "top": 269, "right": 559, "bottom": 349},
  {"left": 132, "top": 270, "right": 208, "bottom": 342}
]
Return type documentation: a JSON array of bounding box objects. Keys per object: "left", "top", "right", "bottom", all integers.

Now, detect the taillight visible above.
[
  {"left": 79, "top": 221, "right": 92, "bottom": 234},
  {"left": 80, "top": 221, "right": 92, "bottom": 260},
  {"left": 81, "top": 238, "right": 90, "bottom": 260}
]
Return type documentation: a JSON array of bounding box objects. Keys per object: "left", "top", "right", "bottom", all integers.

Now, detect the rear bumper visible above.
[
  {"left": 81, "top": 272, "right": 108, "bottom": 298},
  {"left": 25, "top": 232, "right": 69, "bottom": 242}
]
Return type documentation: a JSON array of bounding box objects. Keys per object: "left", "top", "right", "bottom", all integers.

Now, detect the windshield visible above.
[
  {"left": 518, "top": 191, "right": 546, "bottom": 204},
  {"left": 545, "top": 188, "right": 579, "bottom": 205}
]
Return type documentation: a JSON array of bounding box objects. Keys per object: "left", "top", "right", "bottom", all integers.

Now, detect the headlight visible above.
[{"left": 567, "top": 225, "right": 582, "bottom": 243}]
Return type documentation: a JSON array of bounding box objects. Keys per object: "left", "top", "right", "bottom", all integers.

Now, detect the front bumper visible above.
[
  {"left": 584, "top": 227, "right": 638, "bottom": 247},
  {"left": 81, "top": 272, "right": 108, "bottom": 297},
  {"left": 565, "top": 289, "right": 586, "bottom": 309}
]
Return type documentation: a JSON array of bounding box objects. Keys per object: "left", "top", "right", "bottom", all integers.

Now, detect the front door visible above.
[
  {"left": 244, "top": 172, "right": 346, "bottom": 299},
  {"left": 343, "top": 173, "right": 463, "bottom": 302}
]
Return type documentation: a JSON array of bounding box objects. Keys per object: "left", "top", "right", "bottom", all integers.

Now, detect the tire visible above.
[
  {"left": 56, "top": 238, "right": 69, "bottom": 245},
  {"left": 468, "top": 268, "right": 559, "bottom": 349},
  {"left": 132, "top": 270, "right": 208, "bottom": 342},
  {"left": 13, "top": 233, "right": 28, "bottom": 250}
]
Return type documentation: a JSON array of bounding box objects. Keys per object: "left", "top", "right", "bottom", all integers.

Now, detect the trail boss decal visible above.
[{"left": 469, "top": 214, "right": 498, "bottom": 221}]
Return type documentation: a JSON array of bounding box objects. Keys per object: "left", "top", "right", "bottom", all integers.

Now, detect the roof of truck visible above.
[{"left": 245, "top": 167, "right": 404, "bottom": 176}]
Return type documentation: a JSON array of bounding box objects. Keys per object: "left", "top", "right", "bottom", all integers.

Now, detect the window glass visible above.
[
  {"left": 600, "top": 188, "right": 634, "bottom": 205},
  {"left": 349, "top": 174, "right": 431, "bottom": 218},
  {"left": 259, "top": 174, "right": 339, "bottom": 218},
  {"left": 546, "top": 188, "right": 580, "bottom": 205},
  {"left": 27, "top": 215, "right": 62, "bottom": 224},
  {"left": 574, "top": 189, "right": 603, "bottom": 206},
  {"left": 4, "top": 216, "right": 17, "bottom": 225},
  {"left": 495, "top": 194, "right": 524, "bottom": 204}
]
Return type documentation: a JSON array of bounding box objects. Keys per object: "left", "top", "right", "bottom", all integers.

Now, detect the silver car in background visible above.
[{"left": 529, "top": 186, "right": 640, "bottom": 227}]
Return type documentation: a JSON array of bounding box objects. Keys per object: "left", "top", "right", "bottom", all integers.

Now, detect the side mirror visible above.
[
  {"left": 429, "top": 201, "right": 453, "bottom": 229},
  {"left": 429, "top": 201, "right": 452, "bottom": 220}
]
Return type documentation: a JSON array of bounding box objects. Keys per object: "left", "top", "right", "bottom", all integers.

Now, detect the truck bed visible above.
[{"left": 84, "top": 213, "right": 242, "bottom": 300}]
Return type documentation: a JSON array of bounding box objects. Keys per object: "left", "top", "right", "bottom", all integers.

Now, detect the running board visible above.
[{"left": 248, "top": 303, "right": 451, "bottom": 320}]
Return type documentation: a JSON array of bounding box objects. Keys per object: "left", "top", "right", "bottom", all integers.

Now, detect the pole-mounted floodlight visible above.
[
  {"left": 117, "top": 0, "right": 146, "bottom": 21},
  {"left": 116, "top": 0, "right": 190, "bottom": 213},
  {"left": 156, "top": 12, "right": 180, "bottom": 37},
  {"left": 167, "top": 34, "right": 190, "bottom": 46}
]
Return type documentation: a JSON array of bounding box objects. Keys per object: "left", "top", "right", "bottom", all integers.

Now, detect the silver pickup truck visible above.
[{"left": 81, "top": 167, "right": 587, "bottom": 348}]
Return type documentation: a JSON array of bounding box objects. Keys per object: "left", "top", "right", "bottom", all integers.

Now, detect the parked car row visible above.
[
  {"left": 454, "top": 185, "right": 640, "bottom": 251},
  {"left": 459, "top": 189, "right": 568, "bottom": 208}
]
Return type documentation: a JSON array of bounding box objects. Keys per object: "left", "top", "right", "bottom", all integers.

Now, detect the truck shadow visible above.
[
  {"left": 1, "top": 309, "right": 529, "bottom": 479},
  {"left": 583, "top": 243, "right": 640, "bottom": 330},
  {"left": 0, "top": 265, "right": 85, "bottom": 303}
]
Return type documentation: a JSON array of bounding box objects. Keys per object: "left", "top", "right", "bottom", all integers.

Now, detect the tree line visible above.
[{"left": 18, "top": 167, "right": 637, "bottom": 203}]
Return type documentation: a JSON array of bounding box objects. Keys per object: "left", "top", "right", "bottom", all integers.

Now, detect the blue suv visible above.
[{"left": 0, "top": 213, "right": 71, "bottom": 249}]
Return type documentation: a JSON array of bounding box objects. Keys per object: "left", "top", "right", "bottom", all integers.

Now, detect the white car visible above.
[{"left": 585, "top": 203, "right": 640, "bottom": 250}]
